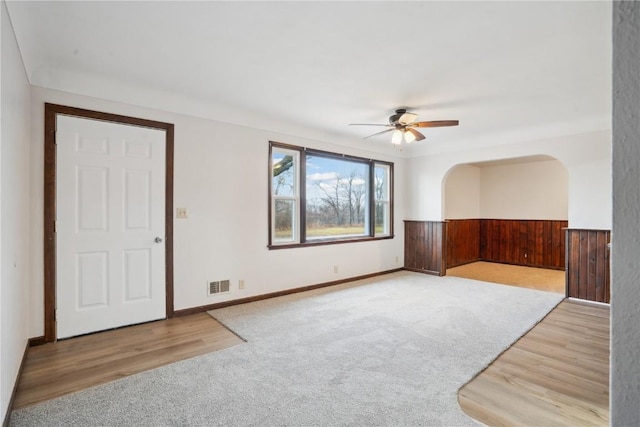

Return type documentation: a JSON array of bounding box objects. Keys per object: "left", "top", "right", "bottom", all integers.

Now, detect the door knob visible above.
[{"left": 155, "top": 237, "right": 163, "bottom": 243}]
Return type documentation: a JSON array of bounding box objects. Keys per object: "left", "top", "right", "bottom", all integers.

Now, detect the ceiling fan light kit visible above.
[
  {"left": 392, "top": 128, "right": 416, "bottom": 145},
  {"left": 350, "top": 108, "right": 459, "bottom": 146},
  {"left": 391, "top": 129, "right": 403, "bottom": 145}
]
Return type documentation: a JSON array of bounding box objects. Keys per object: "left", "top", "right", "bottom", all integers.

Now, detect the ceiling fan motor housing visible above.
[{"left": 389, "top": 108, "right": 407, "bottom": 125}]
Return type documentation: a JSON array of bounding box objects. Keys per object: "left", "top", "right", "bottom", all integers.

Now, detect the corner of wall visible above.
[{"left": 1, "top": 0, "right": 33, "bottom": 420}]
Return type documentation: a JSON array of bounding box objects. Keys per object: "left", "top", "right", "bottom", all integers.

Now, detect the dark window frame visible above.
[{"left": 268, "top": 141, "right": 394, "bottom": 249}]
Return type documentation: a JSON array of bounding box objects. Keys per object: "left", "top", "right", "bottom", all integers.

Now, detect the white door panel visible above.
[{"left": 56, "top": 115, "right": 166, "bottom": 339}]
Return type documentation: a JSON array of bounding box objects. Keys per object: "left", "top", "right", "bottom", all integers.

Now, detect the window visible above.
[
  {"left": 269, "top": 141, "right": 393, "bottom": 248},
  {"left": 271, "top": 147, "right": 300, "bottom": 244},
  {"left": 374, "top": 163, "right": 391, "bottom": 237}
]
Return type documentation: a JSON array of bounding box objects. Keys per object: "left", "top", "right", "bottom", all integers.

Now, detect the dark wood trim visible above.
[
  {"left": 28, "top": 336, "right": 47, "bottom": 347},
  {"left": 565, "top": 228, "right": 610, "bottom": 303},
  {"left": 164, "top": 124, "right": 175, "bottom": 318},
  {"left": 299, "top": 145, "right": 307, "bottom": 242},
  {"left": 268, "top": 235, "right": 394, "bottom": 250},
  {"left": 43, "top": 103, "right": 175, "bottom": 342},
  {"left": 2, "top": 341, "right": 30, "bottom": 427},
  {"left": 368, "top": 161, "right": 375, "bottom": 236},
  {"left": 174, "top": 268, "right": 404, "bottom": 317},
  {"left": 387, "top": 162, "right": 395, "bottom": 239},
  {"left": 303, "top": 145, "right": 381, "bottom": 165},
  {"left": 403, "top": 266, "right": 443, "bottom": 276},
  {"left": 45, "top": 103, "right": 175, "bottom": 131},
  {"left": 267, "top": 142, "right": 274, "bottom": 246},
  {"left": 43, "top": 104, "right": 57, "bottom": 342}
]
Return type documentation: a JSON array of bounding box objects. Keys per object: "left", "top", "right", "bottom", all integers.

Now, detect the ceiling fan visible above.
[{"left": 350, "top": 109, "right": 459, "bottom": 145}]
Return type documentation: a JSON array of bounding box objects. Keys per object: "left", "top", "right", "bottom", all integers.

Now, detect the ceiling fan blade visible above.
[
  {"left": 349, "top": 123, "right": 391, "bottom": 127},
  {"left": 405, "top": 127, "right": 425, "bottom": 141},
  {"left": 412, "top": 120, "right": 459, "bottom": 128},
  {"left": 363, "top": 128, "right": 394, "bottom": 139},
  {"left": 398, "top": 112, "right": 418, "bottom": 125}
]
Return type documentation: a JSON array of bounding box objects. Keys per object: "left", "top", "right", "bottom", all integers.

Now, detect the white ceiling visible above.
[{"left": 6, "top": 1, "right": 612, "bottom": 157}]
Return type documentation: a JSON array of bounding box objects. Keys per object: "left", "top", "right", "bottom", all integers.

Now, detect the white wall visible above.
[
  {"left": 406, "top": 130, "right": 611, "bottom": 229},
  {"left": 443, "top": 164, "right": 480, "bottom": 219},
  {"left": 479, "top": 160, "right": 568, "bottom": 220},
  {"left": 28, "top": 86, "right": 405, "bottom": 337},
  {"left": 444, "top": 159, "right": 568, "bottom": 220},
  {"left": 612, "top": 2, "right": 640, "bottom": 424},
  {"left": 0, "top": 0, "right": 31, "bottom": 420}
]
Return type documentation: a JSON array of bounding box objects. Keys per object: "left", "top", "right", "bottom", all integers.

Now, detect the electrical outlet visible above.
[
  {"left": 239, "top": 280, "right": 245, "bottom": 289},
  {"left": 395, "top": 256, "right": 399, "bottom": 263},
  {"left": 333, "top": 265, "right": 338, "bottom": 274},
  {"left": 176, "top": 208, "right": 188, "bottom": 219}
]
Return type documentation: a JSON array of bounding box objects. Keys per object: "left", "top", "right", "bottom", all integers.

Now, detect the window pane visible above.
[
  {"left": 306, "top": 155, "right": 369, "bottom": 239},
  {"left": 375, "top": 164, "right": 389, "bottom": 201},
  {"left": 374, "top": 164, "right": 391, "bottom": 236},
  {"left": 274, "top": 199, "right": 296, "bottom": 243},
  {"left": 269, "top": 141, "right": 393, "bottom": 248},
  {"left": 375, "top": 201, "right": 390, "bottom": 235},
  {"left": 272, "top": 152, "right": 295, "bottom": 197}
]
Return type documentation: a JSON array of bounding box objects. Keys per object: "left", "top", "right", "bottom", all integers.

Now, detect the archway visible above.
[{"left": 442, "top": 155, "right": 568, "bottom": 293}]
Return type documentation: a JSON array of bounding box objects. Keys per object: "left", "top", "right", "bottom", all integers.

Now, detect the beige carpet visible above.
[
  {"left": 447, "top": 261, "right": 565, "bottom": 294},
  {"left": 10, "top": 271, "right": 564, "bottom": 426}
]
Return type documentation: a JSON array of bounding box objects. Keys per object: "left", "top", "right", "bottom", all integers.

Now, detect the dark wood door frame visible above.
[{"left": 43, "top": 103, "right": 175, "bottom": 342}]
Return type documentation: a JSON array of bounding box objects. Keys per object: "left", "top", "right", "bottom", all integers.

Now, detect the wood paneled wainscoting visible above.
[
  {"left": 480, "top": 219, "right": 567, "bottom": 270},
  {"left": 445, "top": 219, "right": 567, "bottom": 270},
  {"left": 406, "top": 219, "right": 567, "bottom": 277},
  {"left": 404, "top": 221, "right": 446, "bottom": 276},
  {"left": 407, "top": 221, "right": 611, "bottom": 303},
  {"left": 446, "top": 219, "right": 481, "bottom": 268},
  {"left": 566, "top": 229, "right": 611, "bottom": 303}
]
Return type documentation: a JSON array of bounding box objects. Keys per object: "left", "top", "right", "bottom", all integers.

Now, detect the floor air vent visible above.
[{"left": 208, "top": 280, "right": 230, "bottom": 295}]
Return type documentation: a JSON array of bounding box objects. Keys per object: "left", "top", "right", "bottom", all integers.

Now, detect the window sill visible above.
[{"left": 268, "top": 235, "right": 394, "bottom": 250}]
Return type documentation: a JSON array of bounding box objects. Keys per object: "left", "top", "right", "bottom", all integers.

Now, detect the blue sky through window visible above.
[{"left": 306, "top": 155, "right": 368, "bottom": 202}]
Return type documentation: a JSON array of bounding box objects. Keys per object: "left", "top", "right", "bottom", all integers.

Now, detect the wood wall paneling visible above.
[
  {"left": 404, "top": 221, "right": 446, "bottom": 276},
  {"left": 446, "top": 219, "right": 481, "bottom": 268},
  {"left": 565, "top": 229, "right": 610, "bottom": 303},
  {"left": 449, "top": 219, "right": 567, "bottom": 270},
  {"left": 477, "top": 219, "right": 567, "bottom": 270},
  {"left": 415, "top": 219, "right": 610, "bottom": 304}
]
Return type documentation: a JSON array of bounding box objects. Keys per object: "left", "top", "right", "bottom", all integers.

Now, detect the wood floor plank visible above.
[
  {"left": 481, "top": 367, "right": 608, "bottom": 426},
  {"left": 458, "top": 300, "right": 610, "bottom": 426},
  {"left": 500, "top": 347, "right": 609, "bottom": 385},
  {"left": 460, "top": 375, "right": 565, "bottom": 426},
  {"left": 14, "top": 313, "right": 243, "bottom": 409}
]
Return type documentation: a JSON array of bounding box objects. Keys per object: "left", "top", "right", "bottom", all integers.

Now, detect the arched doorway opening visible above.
[{"left": 442, "top": 155, "right": 568, "bottom": 293}]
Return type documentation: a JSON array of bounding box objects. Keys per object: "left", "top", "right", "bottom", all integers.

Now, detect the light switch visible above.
[{"left": 176, "top": 208, "right": 188, "bottom": 219}]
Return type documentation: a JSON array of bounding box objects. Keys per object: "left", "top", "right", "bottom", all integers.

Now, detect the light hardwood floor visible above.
[
  {"left": 14, "top": 313, "right": 243, "bottom": 409},
  {"left": 458, "top": 300, "right": 610, "bottom": 426}
]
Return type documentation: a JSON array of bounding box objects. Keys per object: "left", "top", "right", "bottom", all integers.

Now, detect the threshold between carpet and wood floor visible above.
[
  {"left": 12, "top": 265, "right": 608, "bottom": 425},
  {"left": 458, "top": 299, "right": 610, "bottom": 426},
  {"left": 13, "top": 313, "right": 243, "bottom": 409}
]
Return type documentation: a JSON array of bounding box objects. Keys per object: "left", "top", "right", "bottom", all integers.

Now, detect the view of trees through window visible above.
[
  {"left": 306, "top": 155, "right": 369, "bottom": 238},
  {"left": 270, "top": 143, "right": 392, "bottom": 246},
  {"left": 272, "top": 151, "right": 297, "bottom": 243}
]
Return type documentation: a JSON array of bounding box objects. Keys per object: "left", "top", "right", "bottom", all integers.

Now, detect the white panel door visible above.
[{"left": 56, "top": 115, "right": 166, "bottom": 339}]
